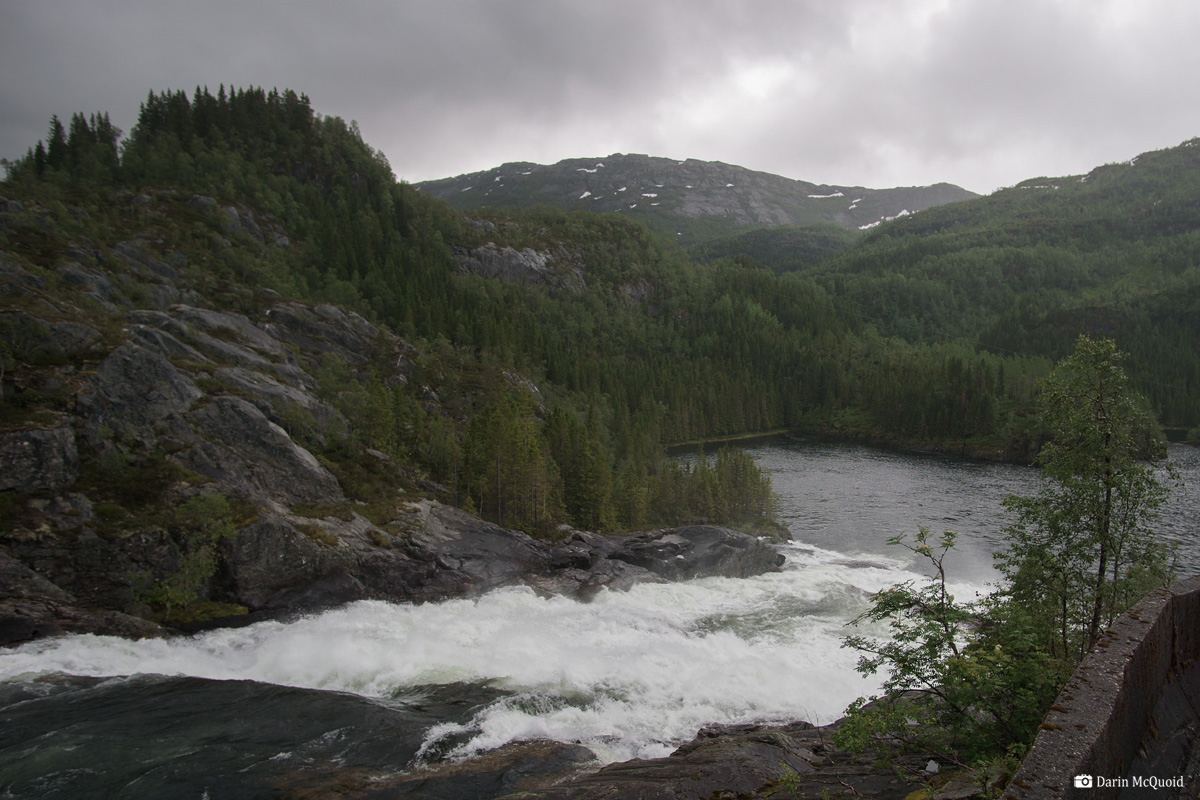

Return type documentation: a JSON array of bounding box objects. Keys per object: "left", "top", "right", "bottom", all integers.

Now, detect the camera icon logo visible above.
[{"left": 1074, "top": 775, "right": 1094, "bottom": 788}]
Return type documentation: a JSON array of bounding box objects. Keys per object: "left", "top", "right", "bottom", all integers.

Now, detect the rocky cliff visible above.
[{"left": 0, "top": 190, "right": 783, "bottom": 646}]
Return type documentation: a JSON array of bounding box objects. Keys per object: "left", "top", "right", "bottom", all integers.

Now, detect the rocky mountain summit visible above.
[
  {"left": 0, "top": 190, "right": 784, "bottom": 646},
  {"left": 416, "top": 153, "right": 977, "bottom": 245}
]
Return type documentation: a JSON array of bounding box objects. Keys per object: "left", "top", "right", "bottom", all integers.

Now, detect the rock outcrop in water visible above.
[
  {"left": 492, "top": 720, "right": 935, "bottom": 800},
  {"left": 286, "top": 718, "right": 946, "bottom": 800}
]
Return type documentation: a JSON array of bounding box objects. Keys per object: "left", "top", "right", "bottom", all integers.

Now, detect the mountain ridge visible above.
[{"left": 415, "top": 153, "right": 978, "bottom": 245}]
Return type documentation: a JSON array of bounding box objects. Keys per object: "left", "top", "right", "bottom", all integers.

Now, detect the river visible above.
[{"left": 1, "top": 439, "right": 1196, "bottom": 798}]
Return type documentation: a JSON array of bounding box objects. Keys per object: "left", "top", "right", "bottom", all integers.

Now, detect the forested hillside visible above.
[
  {"left": 802, "top": 141, "right": 1200, "bottom": 436},
  {"left": 3, "top": 87, "right": 1194, "bottom": 553},
  {"left": 686, "top": 224, "right": 860, "bottom": 273}
]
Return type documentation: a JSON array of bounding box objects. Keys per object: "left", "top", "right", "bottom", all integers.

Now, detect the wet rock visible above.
[
  {"left": 3, "top": 525, "right": 183, "bottom": 614},
  {"left": 366, "top": 740, "right": 598, "bottom": 799},
  {"left": 508, "top": 720, "right": 936, "bottom": 800},
  {"left": 225, "top": 512, "right": 355, "bottom": 608},
  {"left": 0, "top": 551, "right": 75, "bottom": 604},
  {"left": 0, "top": 426, "right": 80, "bottom": 492},
  {"left": 0, "top": 529, "right": 172, "bottom": 645},
  {"left": 260, "top": 571, "right": 372, "bottom": 614},
  {"left": 413, "top": 504, "right": 550, "bottom": 580},
  {"left": 0, "top": 597, "right": 166, "bottom": 646},
  {"left": 532, "top": 560, "right": 667, "bottom": 601},
  {"left": 510, "top": 722, "right": 823, "bottom": 800},
  {"left": 609, "top": 525, "right": 786, "bottom": 582},
  {"left": 219, "top": 498, "right": 784, "bottom": 617}
]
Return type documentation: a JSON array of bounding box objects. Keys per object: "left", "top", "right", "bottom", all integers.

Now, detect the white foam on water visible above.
[{"left": 0, "top": 543, "right": 989, "bottom": 763}]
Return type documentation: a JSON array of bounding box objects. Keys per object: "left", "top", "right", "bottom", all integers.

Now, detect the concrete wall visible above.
[{"left": 1004, "top": 576, "right": 1200, "bottom": 799}]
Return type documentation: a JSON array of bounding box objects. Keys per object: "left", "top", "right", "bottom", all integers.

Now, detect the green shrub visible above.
[{"left": 135, "top": 494, "right": 239, "bottom": 623}]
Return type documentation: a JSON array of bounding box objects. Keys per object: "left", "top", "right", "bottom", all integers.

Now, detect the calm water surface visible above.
[{"left": 739, "top": 437, "right": 1199, "bottom": 580}]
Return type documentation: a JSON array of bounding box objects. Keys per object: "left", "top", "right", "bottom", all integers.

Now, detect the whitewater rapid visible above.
[{"left": 0, "top": 541, "right": 990, "bottom": 764}]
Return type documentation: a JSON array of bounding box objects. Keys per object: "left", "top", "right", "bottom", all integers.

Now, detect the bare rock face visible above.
[
  {"left": 0, "top": 551, "right": 167, "bottom": 646},
  {"left": 451, "top": 243, "right": 586, "bottom": 293},
  {"left": 169, "top": 305, "right": 284, "bottom": 357},
  {"left": 0, "top": 311, "right": 104, "bottom": 361},
  {"left": 0, "top": 426, "right": 79, "bottom": 492},
  {"left": 260, "top": 302, "right": 382, "bottom": 364},
  {"left": 209, "top": 366, "right": 347, "bottom": 444},
  {"left": 76, "top": 343, "right": 203, "bottom": 448},
  {"left": 0, "top": 550, "right": 75, "bottom": 604},
  {"left": 224, "top": 512, "right": 358, "bottom": 608},
  {"left": 179, "top": 396, "right": 343, "bottom": 507}
]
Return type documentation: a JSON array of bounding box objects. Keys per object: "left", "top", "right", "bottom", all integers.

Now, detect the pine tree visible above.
[{"left": 45, "top": 115, "right": 67, "bottom": 170}]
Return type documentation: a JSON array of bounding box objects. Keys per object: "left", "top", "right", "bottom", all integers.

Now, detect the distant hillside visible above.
[
  {"left": 805, "top": 137, "right": 1200, "bottom": 435},
  {"left": 415, "top": 154, "right": 977, "bottom": 246},
  {"left": 686, "top": 224, "right": 860, "bottom": 273}
]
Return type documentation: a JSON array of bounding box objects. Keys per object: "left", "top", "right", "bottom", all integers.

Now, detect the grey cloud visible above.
[{"left": 2, "top": 0, "right": 1199, "bottom": 193}]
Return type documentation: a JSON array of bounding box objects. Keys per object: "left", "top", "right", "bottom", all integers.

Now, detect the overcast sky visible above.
[{"left": 3, "top": 0, "right": 1200, "bottom": 194}]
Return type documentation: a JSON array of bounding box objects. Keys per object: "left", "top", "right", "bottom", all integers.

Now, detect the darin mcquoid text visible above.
[{"left": 1074, "top": 775, "right": 1185, "bottom": 790}]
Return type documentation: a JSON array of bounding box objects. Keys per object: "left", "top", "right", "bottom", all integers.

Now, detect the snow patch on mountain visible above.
[{"left": 859, "top": 209, "right": 912, "bottom": 230}]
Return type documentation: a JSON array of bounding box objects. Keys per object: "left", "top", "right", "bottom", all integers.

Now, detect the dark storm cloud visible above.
[{"left": 2, "top": 0, "right": 1199, "bottom": 193}]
